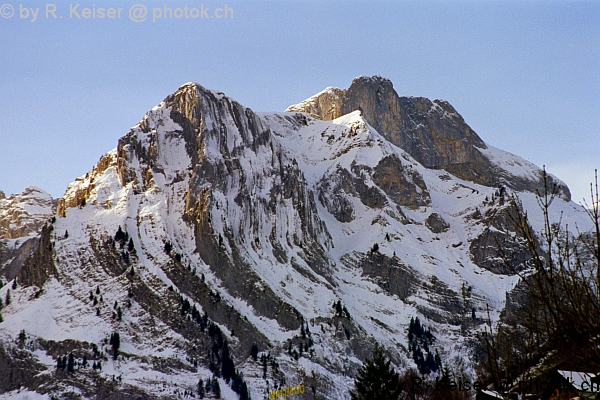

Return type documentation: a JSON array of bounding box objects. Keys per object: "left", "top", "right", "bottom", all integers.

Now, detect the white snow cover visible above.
[{"left": 0, "top": 83, "right": 594, "bottom": 399}]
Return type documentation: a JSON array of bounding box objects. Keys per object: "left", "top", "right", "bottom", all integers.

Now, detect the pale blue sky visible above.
[{"left": 1, "top": 1, "right": 598, "bottom": 204}]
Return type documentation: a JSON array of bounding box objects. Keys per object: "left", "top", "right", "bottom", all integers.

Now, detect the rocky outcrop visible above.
[
  {"left": 352, "top": 251, "right": 417, "bottom": 301},
  {"left": 0, "top": 236, "right": 39, "bottom": 281},
  {"left": 0, "top": 343, "right": 45, "bottom": 394},
  {"left": 0, "top": 187, "right": 54, "bottom": 239},
  {"left": 425, "top": 213, "right": 450, "bottom": 233},
  {"left": 285, "top": 87, "right": 345, "bottom": 120},
  {"left": 469, "top": 194, "right": 535, "bottom": 275},
  {"left": 288, "top": 75, "right": 571, "bottom": 200},
  {"left": 372, "top": 155, "right": 430, "bottom": 209},
  {"left": 0, "top": 187, "right": 55, "bottom": 282},
  {"left": 17, "top": 224, "right": 57, "bottom": 287}
]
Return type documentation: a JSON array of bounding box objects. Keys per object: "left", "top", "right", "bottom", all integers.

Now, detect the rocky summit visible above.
[{"left": 0, "top": 76, "right": 591, "bottom": 399}]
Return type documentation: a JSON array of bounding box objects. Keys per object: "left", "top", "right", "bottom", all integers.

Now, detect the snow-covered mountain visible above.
[{"left": 0, "top": 76, "right": 592, "bottom": 399}]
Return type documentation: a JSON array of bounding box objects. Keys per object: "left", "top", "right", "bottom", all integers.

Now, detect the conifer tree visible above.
[
  {"left": 128, "top": 237, "right": 135, "bottom": 252},
  {"left": 198, "top": 378, "right": 205, "bottom": 398},
  {"left": 350, "top": 343, "right": 402, "bottom": 400},
  {"left": 212, "top": 377, "right": 221, "bottom": 397},
  {"left": 221, "top": 341, "right": 235, "bottom": 382},
  {"left": 67, "top": 353, "right": 74, "bottom": 372},
  {"left": 251, "top": 343, "right": 258, "bottom": 361},
  {"left": 110, "top": 332, "right": 120, "bottom": 359}
]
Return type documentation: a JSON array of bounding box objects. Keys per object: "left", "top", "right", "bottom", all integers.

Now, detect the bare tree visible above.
[{"left": 477, "top": 169, "right": 600, "bottom": 394}]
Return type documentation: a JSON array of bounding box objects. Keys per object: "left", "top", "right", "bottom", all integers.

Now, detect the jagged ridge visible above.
[{"left": 0, "top": 77, "right": 591, "bottom": 399}]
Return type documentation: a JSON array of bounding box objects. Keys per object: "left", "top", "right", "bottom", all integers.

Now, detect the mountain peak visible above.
[
  {"left": 287, "top": 76, "right": 570, "bottom": 200},
  {"left": 350, "top": 74, "right": 394, "bottom": 87},
  {"left": 0, "top": 78, "right": 585, "bottom": 399}
]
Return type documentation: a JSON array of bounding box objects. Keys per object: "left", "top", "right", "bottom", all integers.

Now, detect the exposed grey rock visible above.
[
  {"left": 288, "top": 75, "right": 571, "bottom": 200},
  {"left": 0, "top": 236, "right": 39, "bottom": 281},
  {"left": 469, "top": 197, "right": 535, "bottom": 275},
  {"left": 17, "top": 224, "right": 57, "bottom": 287},
  {"left": 358, "top": 251, "right": 417, "bottom": 301},
  {"left": 425, "top": 213, "right": 450, "bottom": 233},
  {"left": 372, "top": 154, "right": 430, "bottom": 209},
  {"left": 0, "top": 343, "right": 45, "bottom": 394}
]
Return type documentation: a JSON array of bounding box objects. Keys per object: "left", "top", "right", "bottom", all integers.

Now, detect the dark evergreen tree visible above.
[
  {"left": 350, "top": 343, "right": 402, "bottom": 400},
  {"left": 67, "top": 353, "right": 75, "bottom": 372},
  {"left": 115, "top": 226, "right": 128, "bottom": 243},
  {"left": 221, "top": 341, "right": 235, "bottom": 382},
  {"left": 0, "top": 311, "right": 3, "bottom": 323},
  {"left": 110, "top": 332, "right": 120, "bottom": 359},
  {"left": 335, "top": 300, "right": 343, "bottom": 317},
  {"left": 213, "top": 377, "right": 221, "bottom": 398},
  {"left": 231, "top": 371, "right": 249, "bottom": 400},
  {"left": 5, "top": 289, "right": 10, "bottom": 306},
  {"left": 164, "top": 241, "right": 172, "bottom": 254},
  {"left": 251, "top": 343, "right": 258, "bottom": 361},
  {"left": 181, "top": 298, "right": 191, "bottom": 315},
  {"left": 407, "top": 316, "right": 439, "bottom": 374},
  {"left": 209, "top": 351, "right": 219, "bottom": 376},
  {"left": 12, "top": 279, "right": 17, "bottom": 290},
  {"left": 343, "top": 305, "right": 351, "bottom": 319},
  {"left": 198, "top": 378, "right": 205, "bottom": 398},
  {"left": 238, "top": 381, "right": 249, "bottom": 400},
  {"left": 128, "top": 238, "right": 135, "bottom": 252}
]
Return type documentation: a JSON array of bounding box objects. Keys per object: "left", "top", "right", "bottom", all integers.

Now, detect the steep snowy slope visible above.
[{"left": 0, "top": 77, "right": 592, "bottom": 399}]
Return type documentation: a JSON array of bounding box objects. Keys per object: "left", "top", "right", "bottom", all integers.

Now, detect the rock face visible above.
[
  {"left": 0, "top": 187, "right": 55, "bottom": 281},
  {"left": 286, "top": 87, "right": 345, "bottom": 120},
  {"left": 0, "top": 186, "right": 54, "bottom": 240},
  {"left": 0, "top": 77, "right": 587, "bottom": 399},
  {"left": 288, "top": 75, "right": 571, "bottom": 201}
]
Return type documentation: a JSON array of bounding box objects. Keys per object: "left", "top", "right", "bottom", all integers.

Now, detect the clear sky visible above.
[{"left": 1, "top": 0, "right": 598, "bottom": 205}]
